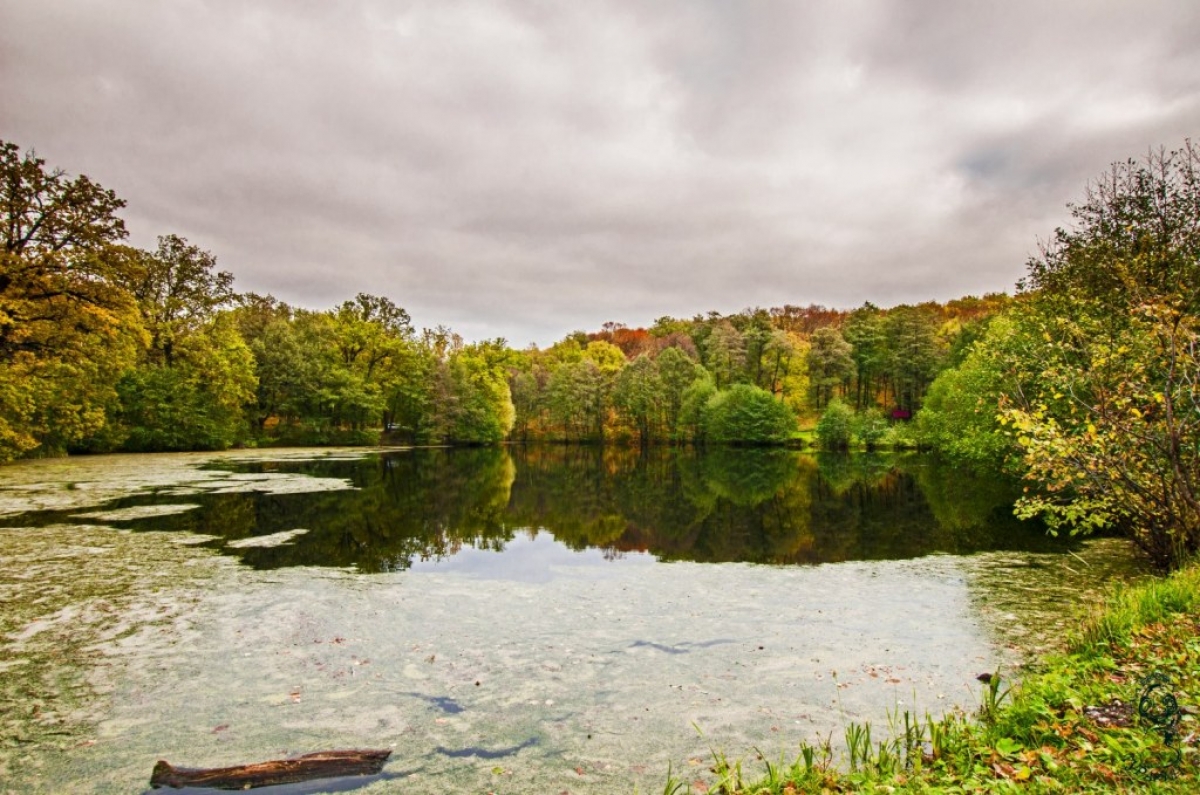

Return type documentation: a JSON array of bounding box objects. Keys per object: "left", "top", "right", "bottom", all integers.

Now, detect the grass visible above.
[{"left": 666, "top": 563, "right": 1200, "bottom": 793}]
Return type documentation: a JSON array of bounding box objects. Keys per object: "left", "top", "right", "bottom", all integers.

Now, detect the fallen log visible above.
[{"left": 150, "top": 748, "right": 392, "bottom": 790}]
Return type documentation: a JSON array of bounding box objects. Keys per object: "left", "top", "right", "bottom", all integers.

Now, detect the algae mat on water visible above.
[{"left": 0, "top": 449, "right": 1141, "bottom": 794}]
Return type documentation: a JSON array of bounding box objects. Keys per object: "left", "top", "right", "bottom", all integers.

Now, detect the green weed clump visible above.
[{"left": 672, "top": 562, "right": 1200, "bottom": 793}]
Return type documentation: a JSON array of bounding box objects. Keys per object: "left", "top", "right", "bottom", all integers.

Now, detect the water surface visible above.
[{"left": 0, "top": 447, "right": 1144, "bottom": 794}]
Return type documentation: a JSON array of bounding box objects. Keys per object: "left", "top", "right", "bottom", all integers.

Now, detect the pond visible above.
[{"left": 0, "top": 446, "right": 1144, "bottom": 794}]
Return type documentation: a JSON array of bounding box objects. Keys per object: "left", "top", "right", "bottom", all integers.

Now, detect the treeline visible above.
[
  {"left": 0, "top": 137, "right": 1004, "bottom": 458},
  {"left": 4, "top": 137, "right": 1198, "bottom": 568},
  {"left": 507, "top": 294, "right": 1008, "bottom": 445}
]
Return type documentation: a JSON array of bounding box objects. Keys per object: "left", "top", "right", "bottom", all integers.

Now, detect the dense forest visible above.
[{"left": 2, "top": 139, "right": 1198, "bottom": 567}]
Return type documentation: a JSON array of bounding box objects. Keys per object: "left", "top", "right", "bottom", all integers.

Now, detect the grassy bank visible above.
[{"left": 676, "top": 563, "right": 1200, "bottom": 793}]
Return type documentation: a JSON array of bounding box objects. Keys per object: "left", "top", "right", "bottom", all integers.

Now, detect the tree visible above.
[
  {"left": 241, "top": 309, "right": 333, "bottom": 431},
  {"left": 806, "top": 327, "right": 853, "bottom": 408},
  {"left": 677, "top": 375, "right": 717, "bottom": 443},
  {"left": 548, "top": 359, "right": 608, "bottom": 440},
  {"left": 814, "top": 400, "right": 854, "bottom": 450},
  {"left": 703, "top": 384, "right": 796, "bottom": 445},
  {"left": 582, "top": 339, "right": 626, "bottom": 375},
  {"left": 612, "top": 354, "right": 664, "bottom": 444},
  {"left": 843, "top": 303, "right": 886, "bottom": 409},
  {"left": 771, "top": 332, "right": 811, "bottom": 416},
  {"left": 2, "top": 140, "right": 126, "bottom": 256},
  {"left": 116, "top": 314, "right": 257, "bottom": 451},
  {"left": 117, "top": 235, "right": 236, "bottom": 364},
  {"left": 103, "top": 236, "right": 259, "bottom": 449},
  {"left": 703, "top": 320, "right": 747, "bottom": 388},
  {"left": 656, "top": 346, "right": 708, "bottom": 439},
  {"left": 854, "top": 407, "right": 888, "bottom": 451},
  {"left": 333, "top": 293, "right": 413, "bottom": 377},
  {"left": 1, "top": 141, "right": 142, "bottom": 459},
  {"left": 759, "top": 329, "right": 797, "bottom": 397},
  {"left": 917, "top": 314, "right": 1024, "bottom": 469},
  {"left": 1022, "top": 141, "right": 1200, "bottom": 314},
  {"left": 881, "top": 305, "right": 944, "bottom": 412},
  {"left": 731, "top": 307, "right": 774, "bottom": 386},
  {"left": 433, "top": 345, "right": 516, "bottom": 444},
  {"left": 1004, "top": 142, "right": 1200, "bottom": 568},
  {"left": 509, "top": 364, "right": 548, "bottom": 441}
]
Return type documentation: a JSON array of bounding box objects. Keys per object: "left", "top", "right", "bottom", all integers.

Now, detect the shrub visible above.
[
  {"left": 703, "top": 384, "right": 796, "bottom": 445},
  {"left": 814, "top": 400, "right": 853, "bottom": 450}
]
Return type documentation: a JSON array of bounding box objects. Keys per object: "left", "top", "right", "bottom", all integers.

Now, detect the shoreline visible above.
[{"left": 707, "top": 562, "right": 1200, "bottom": 793}]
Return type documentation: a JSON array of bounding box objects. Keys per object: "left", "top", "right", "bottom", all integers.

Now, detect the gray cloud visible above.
[{"left": 3, "top": 0, "right": 1198, "bottom": 346}]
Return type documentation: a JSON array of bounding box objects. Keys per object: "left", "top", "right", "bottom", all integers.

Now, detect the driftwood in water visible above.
[{"left": 150, "top": 748, "right": 391, "bottom": 790}]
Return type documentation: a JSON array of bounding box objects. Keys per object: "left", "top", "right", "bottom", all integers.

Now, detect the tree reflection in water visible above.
[{"left": 22, "top": 447, "right": 1075, "bottom": 571}]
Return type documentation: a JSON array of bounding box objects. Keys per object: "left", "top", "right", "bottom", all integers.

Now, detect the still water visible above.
[{"left": 0, "top": 446, "right": 1143, "bottom": 794}]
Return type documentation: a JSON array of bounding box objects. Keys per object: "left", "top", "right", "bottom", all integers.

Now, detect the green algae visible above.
[
  {"left": 0, "top": 449, "right": 1146, "bottom": 794},
  {"left": 0, "top": 523, "right": 229, "bottom": 791}
]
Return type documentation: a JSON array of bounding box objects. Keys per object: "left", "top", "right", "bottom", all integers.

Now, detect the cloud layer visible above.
[{"left": 4, "top": 1, "right": 1199, "bottom": 345}]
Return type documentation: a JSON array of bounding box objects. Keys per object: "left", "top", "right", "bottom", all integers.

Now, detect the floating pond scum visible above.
[{"left": 0, "top": 448, "right": 1145, "bottom": 793}]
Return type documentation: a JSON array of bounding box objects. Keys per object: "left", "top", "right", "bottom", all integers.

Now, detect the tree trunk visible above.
[{"left": 150, "top": 749, "right": 391, "bottom": 790}]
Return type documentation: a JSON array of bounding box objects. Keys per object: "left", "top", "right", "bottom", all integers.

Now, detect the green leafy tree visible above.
[
  {"left": 108, "top": 237, "right": 256, "bottom": 448},
  {"left": 881, "top": 305, "right": 944, "bottom": 412},
  {"left": 548, "top": 359, "right": 608, "bottom": 441},
  {"left": 853, "top": 406, "right": 889, "bottom": 451},
  {"left": 432, "top": 345, "right": 516, "bottom": 444},
  {"left": 703, "top": 320, "right": 747, "bottom": 388},
  {"left": 806, "top": 326, "right": 854, "bottom": 409},
  {"left": 656, "top": 346, "right": 708, "bottom": 439},
  {"left": 333, "top": 293, "right": 413, "bottom": 379},
  {"left": 815, "top": 399, "right": 854, "bottom": 450},
  {"left": 1004, "top": 142, "right": 1200, "bottom": 568},
  {"left": 612, "top": 353, "right": 664, "bottom": 444},
  {"left": 843, "top": 303, "right": 886, "bottom": 409},
  {"left": 759, "top": 329, "right": 797, "bottom": 397},
  {"left": 509, "top": 364, "right": 547, "bottom": 441},
  {"left": 116, "top": 314, "right": 256, "bottom": 451},
  {"left": 732, "top": 307, "right": 774, "bottom": 386},
  {"left": 677, "top": 374, "right": 717, "bottom": 443},
  {"left": 703, "top": 384, "right": 796, "bottom": 445},
  {"left": 917, "top": 314, "right": 1025, "bottom": 469}
]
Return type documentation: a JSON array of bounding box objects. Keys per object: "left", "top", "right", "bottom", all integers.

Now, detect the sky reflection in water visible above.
[{"left": 0, "top": 447, "right": 1146, "bottom": 794}]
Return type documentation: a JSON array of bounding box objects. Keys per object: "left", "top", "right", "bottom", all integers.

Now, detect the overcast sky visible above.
[{"left": 3, "top": 1, "right": 1199, "bottom": 346}]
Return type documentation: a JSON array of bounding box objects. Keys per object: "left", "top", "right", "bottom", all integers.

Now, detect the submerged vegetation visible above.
[{"left": 679, "top": 562, "right": 1200, "bottom": 794}]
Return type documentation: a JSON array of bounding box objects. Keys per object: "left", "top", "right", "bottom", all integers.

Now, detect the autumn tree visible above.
[
  {"left": 117, "top": 235, "right": 236, "bottom": 364},
  {"left": 2, "top": 141, "right": 126, "bottom": 256},
  {"left": 0, "top": 140, "right": 142, "bottom": 458},
  {"left": 1003, "top": 142, "right": 1200, "bottom": 568}
]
